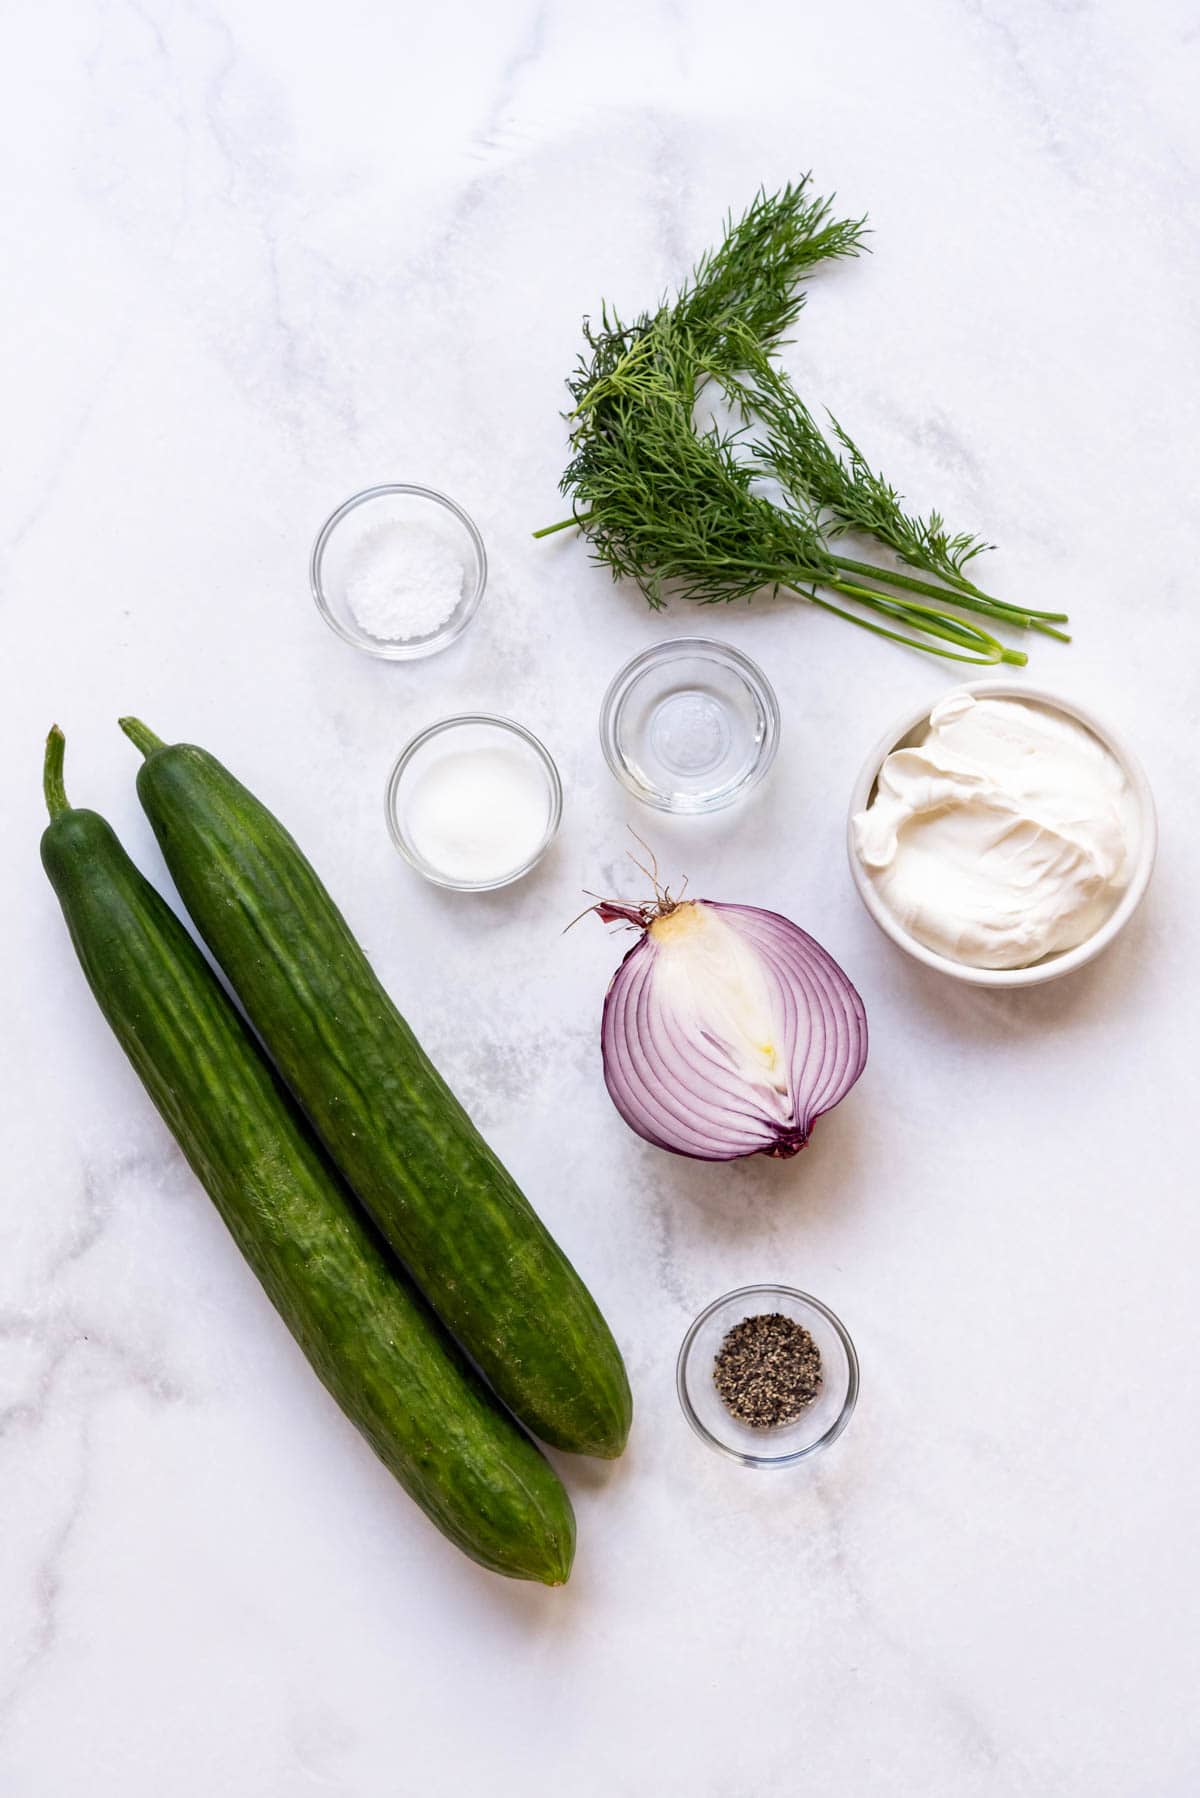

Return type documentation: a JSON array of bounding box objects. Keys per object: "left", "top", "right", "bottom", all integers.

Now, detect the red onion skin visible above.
[{"left": 598, "top": 900, "right": 868, "bottom": 1163}]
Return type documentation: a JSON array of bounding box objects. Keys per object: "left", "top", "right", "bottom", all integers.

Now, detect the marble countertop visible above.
[{"left": 3, "top": 2, "right": 1198, "bottom": 1792}]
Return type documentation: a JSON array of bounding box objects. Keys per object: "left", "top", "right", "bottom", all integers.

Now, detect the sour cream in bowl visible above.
[{"left": 846, "top": 683, "right": 1156, "bottom": 987}]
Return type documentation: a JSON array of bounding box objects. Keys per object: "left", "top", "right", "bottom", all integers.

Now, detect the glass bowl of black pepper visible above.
[{"left": 676, "top": 1285, "right": 859, "bottom": 1467}]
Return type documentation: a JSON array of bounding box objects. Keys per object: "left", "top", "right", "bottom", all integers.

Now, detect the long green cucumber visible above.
[
  {"left": 120, "top": 718, "right": 632, "bottom": 1458},
  {"left": 41, "top": 728, "right": 575, "bottom": 1584}
]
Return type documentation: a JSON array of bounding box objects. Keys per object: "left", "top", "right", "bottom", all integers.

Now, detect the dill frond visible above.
[{"left": 543, "top": 180, "right": 1068, "bottom": 665}]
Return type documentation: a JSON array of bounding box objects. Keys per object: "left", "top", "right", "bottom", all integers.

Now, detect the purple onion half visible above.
[{"left": 597, "top": 899, "right": 867, "bottom": 1162}]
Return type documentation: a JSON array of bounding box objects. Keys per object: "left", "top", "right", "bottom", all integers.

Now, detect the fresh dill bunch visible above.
[
  {"left": 540, "top": 180, "right": 1070, "bottom": 665},
  {"left": 562, "top": 316, "right": 1019, "bottom": 664}
]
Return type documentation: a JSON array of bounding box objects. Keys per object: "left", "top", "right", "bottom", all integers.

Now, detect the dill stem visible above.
[
  {"left": 749, "top": 560, "right": 1027, "bottom": 662},
  {"left": 803, "top": 590, "right": 1016, "bottom": 665},
  {"left": 833, "top": 556, "right": 1069, "bottom": 631},
  {"left": 531, "top": 523, "right": 1065, "bottom": 648},
  {"left": 825, "top": 579, "right": 1024, "bottom": 664}
]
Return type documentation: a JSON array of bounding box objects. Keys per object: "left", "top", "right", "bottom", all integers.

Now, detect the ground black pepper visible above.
[{"left": 713, "top": 1312, "right": 823, "bottom": 1428}]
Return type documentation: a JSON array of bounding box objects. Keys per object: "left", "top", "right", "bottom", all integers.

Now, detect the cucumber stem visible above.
[
  {"left": 44, "top": 726, "right": 70, "bottom": 819},
  {"left": 119, "top": 717, "right": 166, "bottom": 758}
]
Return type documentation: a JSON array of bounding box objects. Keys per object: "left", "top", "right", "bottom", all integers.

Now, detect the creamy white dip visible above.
[{"left": 853, "top": 692, "right": 1138, "bottom": 969}]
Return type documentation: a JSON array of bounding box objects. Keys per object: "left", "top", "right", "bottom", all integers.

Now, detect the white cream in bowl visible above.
[{"left": 850, "top": 687, "right": 1152, "bottom": 979}]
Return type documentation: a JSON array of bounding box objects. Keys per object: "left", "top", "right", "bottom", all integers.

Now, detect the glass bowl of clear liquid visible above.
[{"left": 599, "top": 638, "right": 780, "bottom": 813}]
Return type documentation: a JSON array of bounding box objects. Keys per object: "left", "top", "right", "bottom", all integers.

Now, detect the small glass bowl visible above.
[
  {"left": 677, "top": 1285, "right": 859, "bottom": 1468},
  {"left": 311, "top": 483, "right": 487, "bottom": 660},
  {"left": 599, "top": 637, "right": 780, "bottom": 813},
  {"left": 385, "top": 714, "right": 562, "bottom": 892}
]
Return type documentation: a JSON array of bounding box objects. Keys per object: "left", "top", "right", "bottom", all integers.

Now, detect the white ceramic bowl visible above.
[{"left": 846, "top": 680, "right": 1158, "bottom": 988}]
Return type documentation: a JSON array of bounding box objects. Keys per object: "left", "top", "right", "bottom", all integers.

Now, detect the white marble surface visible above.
[{"left": 3, "top": 2, "right": 1198, "bottom": 1792}]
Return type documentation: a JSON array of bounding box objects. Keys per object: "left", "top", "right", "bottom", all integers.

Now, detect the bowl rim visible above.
[
  {"left": 676, "top": 1283, "right": 860, "bottom": 1468},
  {"left": 598, "top": 634, "right": 781, "bottom": 813},
  {"left": 310, "top": 482, "right": 487, "bottom": 662},
  {"left": 384, "top": 712, "right": 563, "bottom": 891},
  {"left": 845, "top": 679, "right": 1158, "bottom": 988}
]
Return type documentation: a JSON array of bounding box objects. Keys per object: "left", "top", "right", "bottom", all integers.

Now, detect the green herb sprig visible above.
[{"left": 536, "top": 180, "right": 1069, "bottom": 665}]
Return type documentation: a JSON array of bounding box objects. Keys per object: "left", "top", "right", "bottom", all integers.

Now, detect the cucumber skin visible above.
[
  {"left": 132, "top": 742, "right": 632, "bottom": 1459},
  {"left": 41, "top": 806, "right": 575, "bottom": 1584}
]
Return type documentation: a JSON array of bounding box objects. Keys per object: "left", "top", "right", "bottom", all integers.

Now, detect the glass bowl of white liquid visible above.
[
  {"left": 599, "top": 638, "right": 780, "bottom": 813},
  {"left": 386, "top": 715, "right": 562, "bottom": 891}
]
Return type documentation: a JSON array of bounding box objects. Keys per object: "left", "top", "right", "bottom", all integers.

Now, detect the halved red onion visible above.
[{"left": 597, "top": 898, "right": 867, "bottom": 1161}]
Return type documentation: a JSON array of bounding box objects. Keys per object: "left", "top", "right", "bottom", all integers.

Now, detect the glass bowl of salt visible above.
[
  {"left": 386, "top": 715, "right": 563, "bottom": 891},
  {"left": 310, "top": 483, "right": 486, "bottom": 660}
]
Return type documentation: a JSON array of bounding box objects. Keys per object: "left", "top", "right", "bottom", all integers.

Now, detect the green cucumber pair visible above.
[{"left": 41, "top": 721, "right": 631, "bottom": 1583}]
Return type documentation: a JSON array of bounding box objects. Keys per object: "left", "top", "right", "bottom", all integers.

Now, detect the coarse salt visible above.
[{"left": 345, "top": 517, "right": 466, "bottom": 642}]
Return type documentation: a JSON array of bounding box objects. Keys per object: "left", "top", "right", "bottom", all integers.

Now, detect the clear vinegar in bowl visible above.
[{"left": 600, "top": 638, "right": 780, "bottom": 813}]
